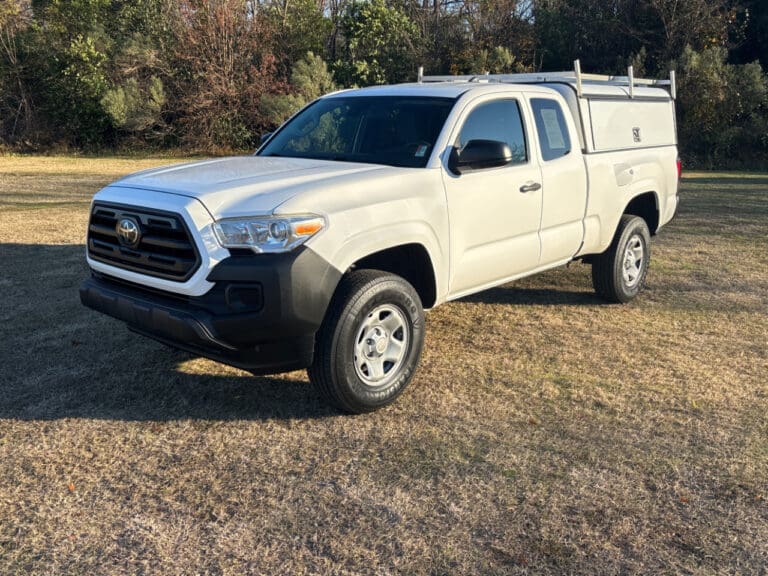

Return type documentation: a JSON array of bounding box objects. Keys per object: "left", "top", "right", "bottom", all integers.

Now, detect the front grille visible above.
[{"left": 87, "top": 202, "right": 200, "bottom": 281}]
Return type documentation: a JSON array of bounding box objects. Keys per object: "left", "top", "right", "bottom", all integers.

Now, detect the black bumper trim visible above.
[{"left": 80, "top": 247, "right": 342, "bottom": 374}]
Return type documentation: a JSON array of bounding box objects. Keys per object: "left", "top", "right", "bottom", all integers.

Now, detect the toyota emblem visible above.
[{"left": 116, "top": 217, "right": 141, "bottom": 247}]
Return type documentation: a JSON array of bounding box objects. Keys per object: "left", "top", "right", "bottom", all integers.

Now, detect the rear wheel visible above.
[
  {"left": 591, "top": 214, "right": 651, "bottom": 303},
  {"left": 308, "top": 270, "right": 425, "bottom": 413}
]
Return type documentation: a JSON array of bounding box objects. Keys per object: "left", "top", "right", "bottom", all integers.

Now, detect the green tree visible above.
[
  {"left": 534, "top": 0, "right": 646, "bottom": 72},
  {"left": 26, "top": 0, "right": 114, "bottom": 145},
  {"left": 99, "top": 27, "right": 174, "bottom": 143},
  {"left": 534, "top": 0, "right": 742, "bottom": 73},
  {"left": 267, "top": 0, "right": 333, "bottom": 71},
  {"left": 675, "top": 46, "right": 768, "bottom": 168},
  {"left": 8, "top": 0, "right": 177, "bottom": 147},
  {"left": 262, "top": 51, "right": 337, "bottom": 126},
  {"left": 335, "top": 0, "right": 420, "bottom": 86},
  {"left": 101, "top": 76, "right": 166, "bottom": 133},
  {"left": 452, "top": 45, "right": 525, "bottom": 74}
]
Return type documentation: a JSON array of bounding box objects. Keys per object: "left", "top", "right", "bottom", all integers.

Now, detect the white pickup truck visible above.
[{"left": 80, "top": 64, "right": 680, "bottom": 413}]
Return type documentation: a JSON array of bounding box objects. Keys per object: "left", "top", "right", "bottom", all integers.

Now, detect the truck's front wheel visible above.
[
  {"left": 591, "top": 214, "right": 651, "bottom": 303},
  {"left": 308, "top": 270, "right": 425, "bottom": 413}
]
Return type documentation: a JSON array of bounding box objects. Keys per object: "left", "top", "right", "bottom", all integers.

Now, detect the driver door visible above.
[{"left": 442, "top": 95, "right": 543, "bottom": 297}]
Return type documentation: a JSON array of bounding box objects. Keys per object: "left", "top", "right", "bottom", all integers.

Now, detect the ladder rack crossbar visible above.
[
  {"left": 417, "top": 60, "right": 676, "bottom": 98},
  {"left": 420, "top": 73, "right": 670, "bottom": 86}
]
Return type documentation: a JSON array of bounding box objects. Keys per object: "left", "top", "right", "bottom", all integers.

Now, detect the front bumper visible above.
[{"left": 79, "top": 247, "right": 342, "bottom": 374}]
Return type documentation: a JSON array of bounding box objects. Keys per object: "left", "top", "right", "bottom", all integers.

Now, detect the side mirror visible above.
[{"left": 449, "top": 139, "right": 513, "bottom": 174}]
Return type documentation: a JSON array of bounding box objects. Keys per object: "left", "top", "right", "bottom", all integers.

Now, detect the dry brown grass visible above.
[{"left": 1, "top": 157, "right": 766, "bottom": 575}]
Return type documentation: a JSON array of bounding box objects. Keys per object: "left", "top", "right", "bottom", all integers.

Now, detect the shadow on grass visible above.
[
  {"left": 0, "top": 242, "right": 611, "bottom": 424},
  {"left": 459, "top": 285, "right": 603, "bottom": 306},
  {"left": 23, "top": 354, "right": 338, "bottom": 422},
  {"left": 0, "top": 243, "right": 338, "bottom": 421}
]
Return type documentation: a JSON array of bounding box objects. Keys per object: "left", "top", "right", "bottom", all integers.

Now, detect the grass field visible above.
[{"left": 1, "top": 156, "right": 766, "bottom": 575}]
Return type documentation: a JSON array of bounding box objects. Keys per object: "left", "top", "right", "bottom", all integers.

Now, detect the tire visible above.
[
  {"left": 308, "top": 269, "right": 425, "bottom": 413},
  {"left": 591, "top": 214, "right": 651, "bottom": 303}
]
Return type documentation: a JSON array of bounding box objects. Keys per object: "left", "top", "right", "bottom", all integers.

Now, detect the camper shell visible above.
[{"left": 418, "top": 62, "right": 678, "bottom": 154}]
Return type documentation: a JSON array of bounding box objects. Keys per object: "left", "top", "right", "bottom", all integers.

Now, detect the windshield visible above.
[{"left": 258, "top": 96, "right": 456, "bottom": 168}]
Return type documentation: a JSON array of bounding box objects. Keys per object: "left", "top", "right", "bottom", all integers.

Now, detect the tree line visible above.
[{"left": 1, "top": 0, "right": 766, "bottom": 168}]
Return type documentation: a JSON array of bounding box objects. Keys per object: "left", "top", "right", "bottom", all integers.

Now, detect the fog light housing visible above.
[{"left": 225, "top": 284, "right": 264, "bottom": 312}]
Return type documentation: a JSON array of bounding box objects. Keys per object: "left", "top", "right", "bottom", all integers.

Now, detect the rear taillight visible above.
[{"left": 676, "top": 157, "right": 682, "bottom": 180}]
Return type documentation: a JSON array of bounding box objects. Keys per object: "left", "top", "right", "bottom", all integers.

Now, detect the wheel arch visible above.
[
  {"left": 623, "top": 191, "right": 660, "bottom": 235},
  {"left": 348, "top": 243, "right": 438, "bottom": 309}
]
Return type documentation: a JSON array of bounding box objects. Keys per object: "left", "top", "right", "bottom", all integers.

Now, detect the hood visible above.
[{"left": 110, "top": 156, "right": 385, "bottom": 218}]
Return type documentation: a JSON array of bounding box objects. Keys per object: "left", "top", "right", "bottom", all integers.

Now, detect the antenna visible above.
[
  {"left": 417, "top": 66, "right": 424, "bottom": 84},
  {"left": 628, "top": 65, "right": 635, "bottom": 98}
]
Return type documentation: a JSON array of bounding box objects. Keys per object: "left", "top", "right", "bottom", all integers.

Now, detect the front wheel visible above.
[
  {"left": 591, "top": 215, "right": 651, "bottom": 303},
  {"left": 308, "top": 270, "right": 425, "bottom": 413}
]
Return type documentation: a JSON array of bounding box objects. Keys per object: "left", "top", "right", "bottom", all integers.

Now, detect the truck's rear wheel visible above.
[
  {"left": 308, "top": 270, "right": 425, "bottom": 413},
  {"left": 591, "top": 214, "right": 651, "bottom": 303}
]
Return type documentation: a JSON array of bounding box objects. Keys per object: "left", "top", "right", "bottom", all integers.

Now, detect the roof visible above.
[
  {"left": 322, "top": 81, "right": 671, "bottom": 101},
  {"left": 322, "top": 82, "right": 549, "bottom": 99}
]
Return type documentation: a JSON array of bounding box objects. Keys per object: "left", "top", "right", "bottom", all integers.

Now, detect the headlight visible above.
[{"left": 213, "top": 214, "right": 325, "bottom": 253}]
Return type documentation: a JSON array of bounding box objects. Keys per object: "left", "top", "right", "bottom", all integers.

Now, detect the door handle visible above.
[{"left": 519, "top": 182, "right": 542, "bottom": 193}]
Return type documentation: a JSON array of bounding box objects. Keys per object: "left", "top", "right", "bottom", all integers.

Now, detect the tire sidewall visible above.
[
  {"left": 613, "top": 218, "right": 651, "bottom": 302},
  {"left": 332, "top": 278, "right": 424, "bottom": 409}
]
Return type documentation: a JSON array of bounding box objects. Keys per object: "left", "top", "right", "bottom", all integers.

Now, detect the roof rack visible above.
[{"left": 416, "top": 59, "right": 677, "bottom": 99}]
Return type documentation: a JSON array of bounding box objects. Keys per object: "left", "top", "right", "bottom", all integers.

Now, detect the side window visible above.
[
  {"left": 457, "top": 99, "right": 527, "bottom": 164},
  {"left": 531, "top": 98, "right": 572, "bottom": 161}
]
